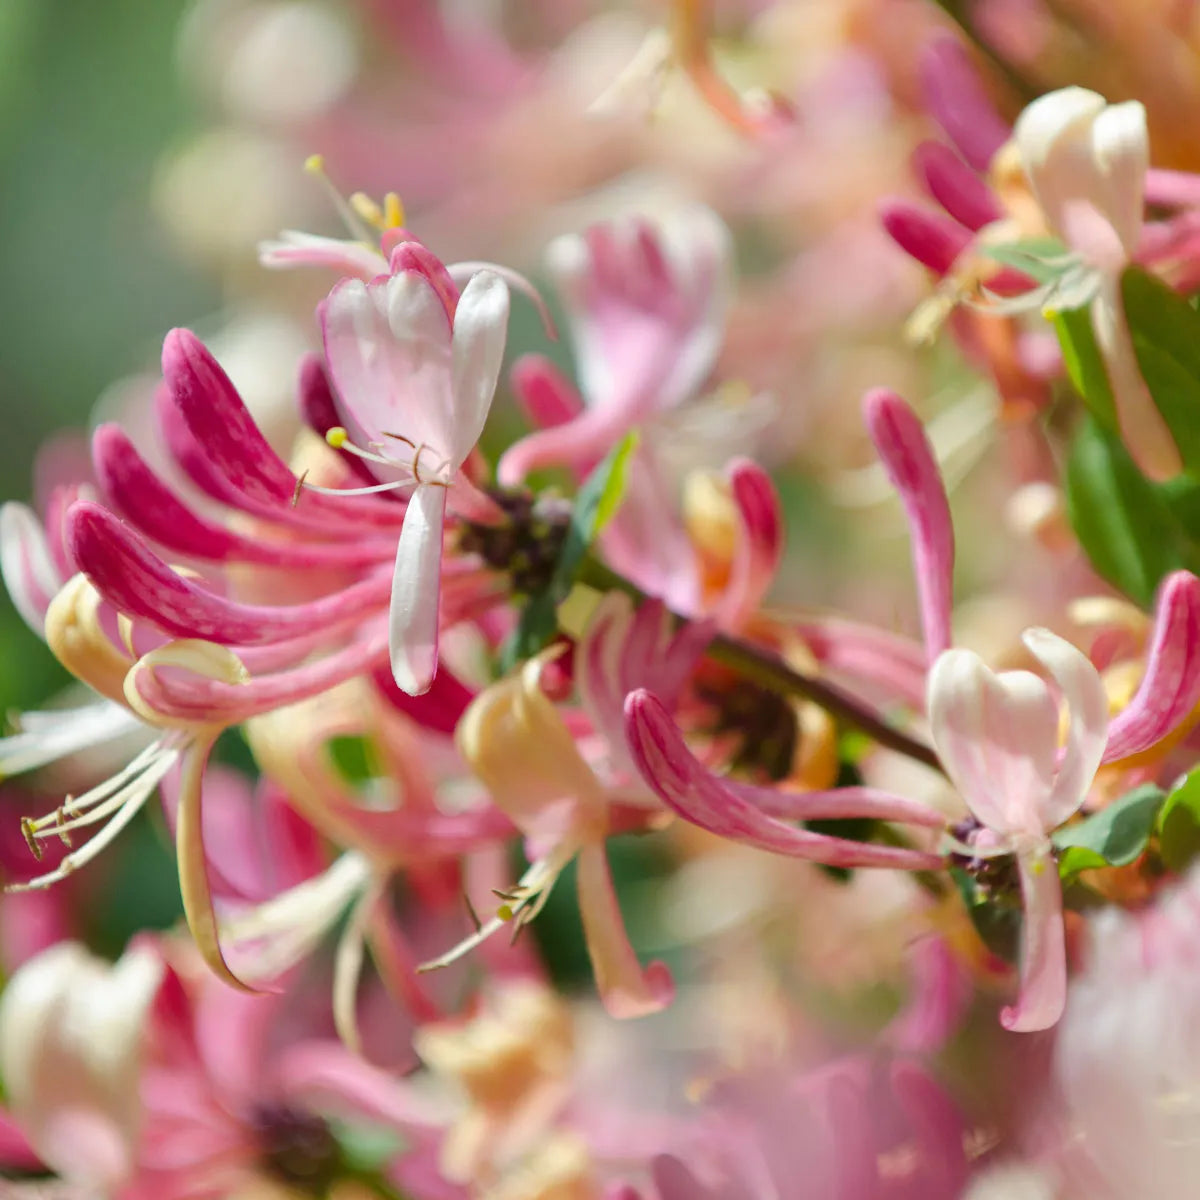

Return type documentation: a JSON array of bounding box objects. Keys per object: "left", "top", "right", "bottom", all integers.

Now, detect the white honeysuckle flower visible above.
[{"left": 0, "top": 942, "right": 163, "bottom": 1191}]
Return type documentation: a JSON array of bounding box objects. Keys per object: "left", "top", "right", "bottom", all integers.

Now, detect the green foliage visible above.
[
  {"left": 1053, "top": 784, "right": 1165, "bottom": 881},
  {"left": 1158, "top": 770, "right": 1200, "bottom": 874},
  {"left": 500, "top": 432, "right": 638, "bottom": 668},
  {"left": 1055, "top": 268, "right": 1200, "bottom": 605},
  {"left": 951, "top": 868, "right": 1021, "bottom": 964},
  {"left": 977, "top": 237, "right": 1072, "bottom": 284},
  {"left": 1064, "top": 418, "right": 1193, "bottom": 607},
  {"left": 1122, "top": 267, "right": 1200, "bottom": 473}
]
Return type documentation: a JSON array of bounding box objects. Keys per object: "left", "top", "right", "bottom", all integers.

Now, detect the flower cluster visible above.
[{"left": 8, "top": 4, "right": 1200, "bottom": 1198}]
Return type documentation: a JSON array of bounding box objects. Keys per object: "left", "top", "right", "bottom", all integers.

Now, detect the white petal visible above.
[
  {"left": 1022, "top": 627, "right": 1108, "bottom": 828},
  {"left": 1091, "top": 101, "right": 1149, "bottom": 258},
  {"left": 0, "top": 503, "right": 63, "bottom": 638},
  {"left": 389, "top": 485, "right": 447, "bottom": 696},
  {"left": 927, "top": 649, "right": 1059, "bottom": 838},
  {"left": 448, "top": 271, "right": 509, "bottom": 468}
]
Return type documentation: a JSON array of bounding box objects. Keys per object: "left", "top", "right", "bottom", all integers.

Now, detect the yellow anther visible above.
[
  {"left": 21, "top": 817, "right": 42, "bottom": 861},
  {"left": 304, "top": 153, "right": 326, "bottom": 175},
  {"left": 326, "top": 426, "right": 349, "bottom": 449},
  {"left": 383, "top": 191, "right": 405, "bottom": 229},
  {"left": 497, "top": 903, "right": 515, "bottom": 922},
  {"left": 350, "top": 191, "right": 385, "bottom": 230}
]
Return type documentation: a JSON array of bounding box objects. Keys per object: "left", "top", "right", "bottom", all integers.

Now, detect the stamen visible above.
[
  {"left": 292, "top": 469, "right": 309, "bottom": 508},
  {"left": 383, "top": 192, "right": 405, "bottom": 229},
  {"left": 350, "top": 191, "right": 385, "bottom": 230},
  {"left": 303, "top": 155, "right": 377, "bottom": 245}
]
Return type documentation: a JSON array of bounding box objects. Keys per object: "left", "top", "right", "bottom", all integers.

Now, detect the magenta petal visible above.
[
  {"left": 162, "top": 329, "right": 402, "bottom": 530},
  {"left": 864, "top": 389, "right": 955, "bottom": 662},
  {"left": 510, "top": 353, "right": 585, "bottom": 430},
  {"left": 370, "top": 660, "right": 474, "bottom": 735},
  {"left": 93, "top": 426, "right": 392, "bottom": 570},
  {"left": 879, "top": 201, "right": 972, "bottom": 277},
  {"left": 1103, "top": 569, "right": 1200, "bottom": 762},
  {"left": 1002, "top": 847, "right": 1068, "bottom": 1032},
  {"left": 625, "top": 690, "right": 944, "bottom": 869},
  {"left": 68, "top": 501, "right": 391, "bottom": 645},
  {"left": 389, "top": 485, "right": 448, "bottom": 696},
  {"left": 726, "top": 779, "right": 946, "bottom": 829},
  {"left": 912, "top": 140, "right": 1003, "bottom": 231},
  {"left": 919, "top": 35, "right": 1011, "bottom": 172},
  {"left": 711, "top": 458, "right": 783, "bottom": 628}
]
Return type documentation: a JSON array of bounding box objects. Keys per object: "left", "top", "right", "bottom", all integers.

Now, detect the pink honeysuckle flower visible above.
[
  {"left": 423, "top": 592, "right": 711, "bottom": 1018},
  {"left": 927, "top": 627, "right": 1109, "bottom": 1032},
  {"left": 869, "top": 389, "right": 1200, "bottom": 765},
  {"left": 498, "top": 206, "right": 732, "bottom": 485},
  {"left": 649, "top": 1055, "right": 970, "bottom": 1200},
  {"left": 318, "top": 249, "right": 511, "bottom": 695},
  {"left": 624, "top": 689, "right": 946, "bottom": 871}
]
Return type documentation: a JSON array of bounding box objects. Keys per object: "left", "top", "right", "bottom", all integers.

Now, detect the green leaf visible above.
[
  {"left": 1052, "top": 783, "right": 1165, "bottom": 880},
  {"left": 951, "top": 868, "right": 1021, "bottom": 964},
  {"left": 1054, "top": 305, "right": 1117, "bottom": 430},
  {"left": 1121, "top": 267, "right": 1200, "bottom": 474},
  {"left": 1158, "top": 770, "right": 1200, "bottom": 873},
  {"left": 500, "top": 590, "right": 560, "bottom": 672},
  {"left": 1065, "top": 416, "right": 1190, "bottom": 606},
  {"left": 977, "top": 237, "right": 1072, "bottom": 284},
  {"left": 327, "top": 735, "right": 378, "bottom": 784},
  {"left": 549, "top": 430, "right": 639, "bottom": 601}
]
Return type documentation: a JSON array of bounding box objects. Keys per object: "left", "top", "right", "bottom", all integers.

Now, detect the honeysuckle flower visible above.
[
  {"left": 0, "top": 940, "right": 163, "bottom": 1192},
  {"left": 649, "top": 1055, "right": 970, "bottom": 1200},
  {"left": 1052, "top": 861, "right": 1200, "bottom": 1198},
  {"left": 423, "top": 592, "right": 711, "bottom": 1018},
  {"left": 1012, "top": 88, "right": 1181, "bottom": 481},
  {"left": 498, "top": 207, "right": 732, "bottom": 485},
  {"left": 928, "top": 627, "right": 1108, "bottom": 1032},
  {"left": 318, "top": 247, "right": 511, "bottom": 695}
]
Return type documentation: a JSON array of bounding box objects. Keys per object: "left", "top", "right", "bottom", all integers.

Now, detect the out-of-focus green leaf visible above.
[
  {"left": 1065, "top": 417, "right": 1191, "bottom": 606},
  {"left": 1053, "top": 784, "right": 1165, "bottom": 881},
  {"left": 1158, "top": 770, "right": 1200, "bottom": 874},
  {"left": 978, "top": 237, "right": 1071, "bottom": 284},
  {"left": 1122, "top": 267, "right": 1200, "bottom": 473},
  {"left": 1054, "top": 305, "right": 1117, "bottom": 430}
]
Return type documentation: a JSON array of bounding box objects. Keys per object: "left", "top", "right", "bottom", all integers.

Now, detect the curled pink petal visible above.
[
  {"left": 725, "top": 779, "right": 946, "bottom": 829},
  {"left": 919, "top": 35, "right": 1011, "bottom": 171},
  {"left": 1003, "top": 847, "right": 1068, "bottom": 1032},
  {"left": 912, "top": 140, "right": 1004, "bottom": 231},
  {"left": 885, "top": 937, "right": 973, "bottom": 1054},
  {"left": 163, "top": 328, "right": 402, "bottom": 529},
  {"left": 92, "top": 426, "right": 393, "bottom": 569},
  {"left": 67, "top": 501, "right": 392, "bottom": 646},
  {"left": 1103, "top": 569, "right": 1200, "bottom": 762},
  {"left": 509, "top": 353, "right": 585, "bottom": 430},
  {"left": 879, "top": 201, "right": 972, "bottom": 277},
  {"left": 710, "top": 458, "right": 784, "bottom": 629},
  {"left": 864, "top": 390, "right": 955, "bottom": 662},
  {"left": 577, "top": 841, "right": 674, "bottom": 1018},
  {"left": 626, "top": 691, "right": 944, "bottom": 870}
]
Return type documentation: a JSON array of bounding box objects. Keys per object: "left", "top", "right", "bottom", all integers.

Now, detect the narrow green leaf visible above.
[
  {"left": 1065, "top": 417, "right": 1189, "bottom": 606},
  {"left": 550, "top": 430, "right": 639, "bottom": 600},
  {"left": 500, "top": 591, "right": 559, "bottom": 672},
  {"left": 977, "top": 237, "right": 1071, "bottom": 284},
  {"left": 327, "top": 735, "right": 378, "bottom": 784},
  {"left": 1053, "top": 783, "right": 1165, "bottom": 879},
  {"left": 1053, "top": 305, "right": 1117, "bottom": 429},
  {"left": 1121, "top": 266, "right": 1200, "bottom": 474},
  {"left": 1157, "top": 770, "right": 1200, "bottom": 873}
]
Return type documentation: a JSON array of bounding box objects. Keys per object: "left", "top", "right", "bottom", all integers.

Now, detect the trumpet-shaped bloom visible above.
[
  {"left": 498, "top": 207, "right": 731, "bottom": 483},
  {"left": 320, "top": 255, "right": 511, "bottom": 695},
  {"left": 0, "top": 941, "right": 163, "bottom": 1190},
  {"left": 1013, "top": 89, "right": 1179, "bottom": 480},
  {"left": 927, "top": 628, "right": 1109, "bottom": 1031}
]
